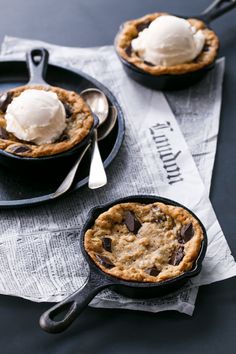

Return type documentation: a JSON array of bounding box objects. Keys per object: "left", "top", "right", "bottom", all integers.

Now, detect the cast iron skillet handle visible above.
[
  {"left": 26, "top": 48, "right": 49, "bottom": 85},
  {"left": 200, "top": 0, "right": 236, "bottom": 23},
  {"left": 39, "top": 271, "right": 114, "bottom": 334}
]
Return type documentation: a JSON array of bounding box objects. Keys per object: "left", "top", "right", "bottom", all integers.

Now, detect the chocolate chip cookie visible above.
[
  {"left": 0, "top": 85, "right": 94, "bottom": 157},
  {"left": 84, "top": 202, "right": 204, "bottom": 282},
  {"left": 115, "top": 13, "right": 219, "bottom": 75}
]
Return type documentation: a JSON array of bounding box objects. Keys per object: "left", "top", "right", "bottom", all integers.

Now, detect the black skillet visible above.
[
  {"left": 0, "top": 55, "right": 124, "bottom": 208},
  {"left": 0, "top": 48, "right": 97, "bottom": 172},
  {"left": 115, "top": 0, "right": 236, "bottom": 90},
  {"left": 39, "top": 195, "right": 207, "bottom": 334}
]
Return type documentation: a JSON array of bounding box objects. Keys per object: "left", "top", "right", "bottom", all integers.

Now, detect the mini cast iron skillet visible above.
[
  {"left": 0, "top": 48, "right": 97, "bottom": 172},
  {"left": 39, "top": 195, "right": 207, "bottom": 334},
  {"left": 115, "top": 0, "right": 236, "bottom": 90}
]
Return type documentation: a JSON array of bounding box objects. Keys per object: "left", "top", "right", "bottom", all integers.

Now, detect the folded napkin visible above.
[{"left": 0, "top": 36, "right": 235, "bottom": 315}]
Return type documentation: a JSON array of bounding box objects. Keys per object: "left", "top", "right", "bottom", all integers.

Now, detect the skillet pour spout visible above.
[{"left": 39, "top": 195, "right": 207, "bottom": 334}]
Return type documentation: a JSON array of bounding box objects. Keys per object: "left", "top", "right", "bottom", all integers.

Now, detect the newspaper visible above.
[{"left": 0, "top": 37, "right": 235, "bottom": 316}]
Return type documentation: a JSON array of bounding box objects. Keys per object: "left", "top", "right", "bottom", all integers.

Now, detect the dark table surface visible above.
[{"left": 0, "top": 0, "right": 236, "bottom": 353}]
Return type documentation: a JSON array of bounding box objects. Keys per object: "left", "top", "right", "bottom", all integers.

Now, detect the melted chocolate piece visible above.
[
  {"left": 177, "top": 232, "right": 184, "bottom": 244},
  {"left": 102, "top": 237, "right": 112, "bottom": 252},
  {"left": 179, "top": 223, "right": 194, "bottom": 243},
  {"left": 169, "top": 246, "right": 184, "bottom": 266},
  {"left": 124, "top": 211, "right": 142, "bottom": 234},
  {"left": 96, "top": 254, "right": 115, "bottom": 269},
  {"left": 10, "top": 145, "right": 32, "bottom": 154},
  {"left": 63, "top": 102, "right": 73, "bottom": 118},
  {"left": 203, "top": 44, "right": 210, "bottom": 52},
  {"left": 143, "top": 60, "right": 155, "bottom": 67},
  {"left": 0, "top": 92, "right": 13, "bottom": 113},
  {"left": 125, "top": 21, "right": 151, "bottom": 58},
  {"left": 136, "top": 21, "right": 151, "bottom": 33},
  {"left": 59, "top": 134, "right": 69, "bottom": 142},
  {"left": 0, "top": 127, "right": 9, "bottom": 140},
  {"left": 146, "top": 266, "right": 160, "bottom": 277},
  {"left": 125, "top": 44, "right": 132, "bottom": 57}
]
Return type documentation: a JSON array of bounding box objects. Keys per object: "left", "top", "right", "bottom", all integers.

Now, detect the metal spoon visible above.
[
  {"left": 50, "top": 142, "right": 91, "bottom": 199},
  {"left": 80, "top": 88, "right": 109, "bottom": 124},
  {"left": 97, "top": 106, "right": 117, "bottom": 141},
  {"left": 81, "top": 88, "right": 109, "bottom": 189},
  {"left": 50, "top": 104, "right": 115, "bottom": 199}
]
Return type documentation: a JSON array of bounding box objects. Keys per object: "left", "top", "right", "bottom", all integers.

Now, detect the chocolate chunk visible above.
[
  {"left": 124, "top": 211, "right": 142, "bottom": 234},
  {"left": 146, "top": 266, "right": 160, "bottom": 277},
  {"left": 59, "top": 134, "right": 69, "bottom": 142},
  {"left": 169, "top": 246, "right": 184, "bottom": 266},
  {"left": 0, "top": 127, "right": 9, "bottom": 140},
  {"left": 180, "top": 223, "right": 194, "bottom": 243},
  {"left": 177, "top": 233, "right": 184, "bottom": 244},
  {"left": 95, "top": 254, "right": 115, "bottom": 269},
  {"left": 0, "top": 92, "right": 12, "bottom": 112},
  {"left": 10, "top": 145, "right": 32, "bottom": 153},
  {"left": 136, "top": 21, "right": 151, "bottom": 32},
  {"left": 144, "top": 60, "right": 155, "bottom": 67},
  {"left": 63, "top": 102, "right": 72, "bottom": 118},
  {"left": 102, "top": 237, "right": 112, "bottom": 252},
  {"left": 203, "top": 44, "right": 210, "bottom": 52},
  {"left": 125, "top": 44, "right": 132, "bottom": 57}
]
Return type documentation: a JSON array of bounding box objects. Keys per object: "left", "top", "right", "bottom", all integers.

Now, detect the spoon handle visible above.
[
  {"left": 50, "top": 143, "right": 91, "bottom": 199},
  {"left": 88, "top": 130, "right": 107, "bottom": 189}
]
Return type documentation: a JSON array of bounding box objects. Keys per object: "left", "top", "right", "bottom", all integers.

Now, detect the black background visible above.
[{"left": 0, "top": 0, "right": 236, "bottom": 353}]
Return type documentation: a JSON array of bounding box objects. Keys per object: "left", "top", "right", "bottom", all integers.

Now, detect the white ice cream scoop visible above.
[
  {"left": 131, "top": 15, "right": 205, "bottom": 66},
  {"left": 5, "top": 89, "right": 66, "bottom": 145}
]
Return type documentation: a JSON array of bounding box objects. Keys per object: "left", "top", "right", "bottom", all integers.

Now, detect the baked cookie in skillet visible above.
[
  {"left": 116, "top": 13, "right": 219, "bottom": 75},
  {"left": 84, "top": 202, "right": 204, "bottom": 282},
  {"left": 0, "top": 85, "right": 94, "bottom": 157}
]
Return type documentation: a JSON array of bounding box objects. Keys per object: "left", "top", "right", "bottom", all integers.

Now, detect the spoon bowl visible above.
[{"left": 80, "top": 88, "right": 109, "bottom": 125}]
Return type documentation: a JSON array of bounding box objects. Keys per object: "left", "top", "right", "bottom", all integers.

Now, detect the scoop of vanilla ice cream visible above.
[
  {"left": 131, "top": 15, "right": 205, "bottom": 66},
  {"left": 5, "top": 89, "right": 66, "bottom": 145}
]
